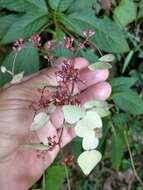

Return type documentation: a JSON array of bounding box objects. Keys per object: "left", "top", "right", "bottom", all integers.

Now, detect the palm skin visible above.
[{"left": 0, "top": 58, "right": 111, "bottom": 190}]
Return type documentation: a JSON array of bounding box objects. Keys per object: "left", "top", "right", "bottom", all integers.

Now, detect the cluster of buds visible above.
[
  {"left": 53, "top": 59, "right": 80, "bottom": 105},
  {"left": 29, "top": 34, "right": 41, "bottom": 47},
  {"left": 32, "top": 58, "right": 81, "bottom": 110},
  {"left": 12, "top": 38, "right": 24, "bottom": 51},
  {"left": 82, "top": 29, "right": 95, "bottom": 38},
  {"left": 64, "top": 36, "right": 74, "bottom": 51}
]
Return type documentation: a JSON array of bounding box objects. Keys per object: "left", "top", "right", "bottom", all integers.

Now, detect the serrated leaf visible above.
[
  {"left": 62, "top": 105, "right": 85, "bottom": 124},
  {"left": 89, "top": 62, "right": 112, "bottom": 70},
  {"left": 113, "top": 90, "right": 143, "bottom": 115},
  {"left": 0, "top": 15, "right": 19, "bottom": 40},
  {"left": 1, "top": 12, "right": 48, "bottom": 44},
  {"left": 109, "top": 77, "right": 137, "bottom": 92},
  {"left": 113, "top": 0, "right": 137, "bottom": 27},
  {"left": 45, "top": 165, "right": 66, "bottom": 190},
  {"left": 22, "top": 143, "right": 49, "bottom": 150},
  {"left": 77, "top": 150, "right": 102, "bottom": 175},
  {"left": 59, "top": 13, "right": 129, "bottom": 53},
  {"left": 31, "top": 112, "right": 49, "bottom": 131}
]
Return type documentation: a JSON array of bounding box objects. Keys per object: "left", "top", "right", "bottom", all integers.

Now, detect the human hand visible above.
[{"left": 0, "top": 58, "right": 111, "bottom": 190}]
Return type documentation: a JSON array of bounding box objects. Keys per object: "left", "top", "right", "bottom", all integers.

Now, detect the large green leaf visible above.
[
  {"left": 113, "top": 0, "right": 137, "bottom": 27},
  {"left": 59, "top": 13, "right": 129, "bottom": 53},
  {"left": 0, "top": 42, "right": 39, "bottom": 86},
  {"left": 113, "top": 89, "right": 143, "bottom": 115},
  {"left": 45, "top": 165, "right": 66, "bottom": 190},
  {"left": 110, "top": 132, "right": 124, "bottom": 170},
  {"left": 0, "top": 0, "right": 30, "bottom": 12},
  {"left": 1, "top": 11, "right": 48, "bottom": 44},
  {"left": 0, "top": 0, "right": 47, "bottom": 12},
  {"left": 0, "top": 15, "right": 19, "bottom": 40},
  {"left": 109, "top": 77, "right": 137, "bottom": 92}
]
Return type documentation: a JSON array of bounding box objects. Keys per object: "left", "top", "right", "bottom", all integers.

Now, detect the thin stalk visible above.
[
  {"left": 12, "top": 52, "right": 18, "bottom": 75},
  {"left": 124, "top": 130, "right": 143, "bottom": 187}
]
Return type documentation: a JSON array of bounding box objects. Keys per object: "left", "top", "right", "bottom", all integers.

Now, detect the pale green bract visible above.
[
  {"left": 84, "top": 100, "right": 109, "bottom": 109},
  {"left": 11, "top": 72, "right": 24, "bottom": 84},
  {"left": 31, "top": 112, "right": 49, "bottom": 131},
  {"left": 93, "top": 107, "right": 110, "bottom": 118},
  {"left": 22, "top": 143, "right": 49, "bottom": 150},
  {"left": 98, "top": 54, "right": 115, "bottom": 62},
  {"left": 62, "top": 105, "right": 86, "bottom": 124},
  {"left": 77, "top": 150, "right": 102, "bottom": 175},
  {"left": 89, "top": 62, "right": 112, "bottom": 70}
]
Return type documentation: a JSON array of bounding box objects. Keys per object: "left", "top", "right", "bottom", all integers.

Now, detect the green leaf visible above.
[
  {"left": 1, "top": 11, "right": 48, "bottom": 44},
  {"left": 0, "top": 0, "right": 47, "bottom": 12},
  {"left": 68, "top": 0, "right": 95, "bottom": 12},
  {"left": 0, "top": 0, "right": 30, "bottom": 12},
  {"left": 109, "top": 77, "right": 137, "bottom": 92},
  {"left": 48, "top": 0, "right": 60, "bottom": 10},
  {"left": 122, "top": 50, "right": 134, "bottom": 73},
  {"left": 113, "top": 89, "right": 143, "bottom": 115},
  {"left": 89, "top": 62, "right": 112, "bottom": 70},
  {"left": 110, "top": 132, "right": 124, "bottom": 170},
  {"left": 0, "top": 15, "right": 19, "bottom": 40},
  {"left": 0, "top": 42, "right": 39, "bottom": 86},
  {"left": 58, "top": 0, "right": 74, "bottom": 11},
  {"left": 113, "top": 0, "right": 137, "bottom": 27},
  {"left": 138, "top": 0, "right": 143, "bottom": 18},
  {"left": 45, "top": 165, "right": 66, "bottom": 190},
  {"left": 59, "top": 13, "right": 129, "bottom": 53}
]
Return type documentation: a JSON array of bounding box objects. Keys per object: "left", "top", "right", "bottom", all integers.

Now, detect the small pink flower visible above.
[{"left": 29, "top": 34, "right": 41, "bottom": 47}]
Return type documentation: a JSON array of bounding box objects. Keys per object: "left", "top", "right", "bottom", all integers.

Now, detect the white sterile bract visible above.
[
  {"left": 77, "top": 150, "right": 102, "bottom": 175},
  {"left": 75, "top": 111, "right": 102, "bottom": 138},
  {"left": 82, "top": 135, "right": 99, "bottom": 150},
  {"left": 62, "top": 105, "right": 86, "bottom": 124},
  {"left": 31, "top": 112, "right": 49, "bottom": 131}
]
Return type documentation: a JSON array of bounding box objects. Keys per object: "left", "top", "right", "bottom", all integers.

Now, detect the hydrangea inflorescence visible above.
[{"left": 0, "top": 30, "right": 115, "bottom": 175}]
